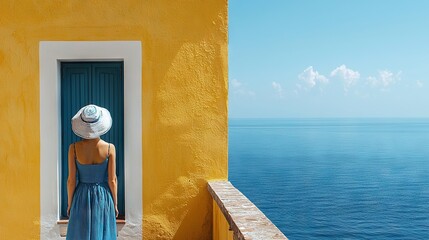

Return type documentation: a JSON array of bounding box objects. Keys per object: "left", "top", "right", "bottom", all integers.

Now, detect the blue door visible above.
[{"left": 60, "top": 62, "right": 125, "bottom": 219}]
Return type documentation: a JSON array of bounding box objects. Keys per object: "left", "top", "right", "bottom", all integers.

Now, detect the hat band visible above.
[{"left": 80, "top": 112, "right": 101, "bottom": 123}]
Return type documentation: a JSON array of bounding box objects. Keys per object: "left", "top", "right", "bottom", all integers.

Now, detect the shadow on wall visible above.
[{"left": 143, "top": 177, "right": 212, "bottom": 239}]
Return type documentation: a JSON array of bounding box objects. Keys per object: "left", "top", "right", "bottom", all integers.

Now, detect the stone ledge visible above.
[{"left": 208, "top": 181, "right": 288, "bottom": 240}]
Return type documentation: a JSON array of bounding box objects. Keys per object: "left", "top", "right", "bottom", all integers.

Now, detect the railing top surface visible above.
[{"left": 208, "top": 181, "right": 288, "bottom": 240}]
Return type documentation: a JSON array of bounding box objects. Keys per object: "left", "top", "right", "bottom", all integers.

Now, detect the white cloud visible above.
[
  {"left": 379, "top": 70, "right": 394, "bottom": 87},
  {"left": 416, "top": 80, "right": 423, "bottom": 88},
  {"left": 272, "top": 81, "right": 284, "bottom": 98},
  {"left": 231, "top": 79, "right": 242, "bottom": 88},
  {"left": 367, "top": 70, "right": 400, "bottom": 89},
  {"left": 298, "top": 66, "right": 329, "bottom": 88},
  {"left": 230, "top": 78, "right": 255, "bottom": 96},
  {"left": 330, "top": 64, "right": 360, "bottom": 92}
]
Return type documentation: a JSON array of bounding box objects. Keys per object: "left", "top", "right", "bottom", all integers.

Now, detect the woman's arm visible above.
[
  {"left": 67, "top": 144, "right": 77, "bottom": 217},
  {"left": 107, "top": 144, "right": 118, "bottom": 217}
]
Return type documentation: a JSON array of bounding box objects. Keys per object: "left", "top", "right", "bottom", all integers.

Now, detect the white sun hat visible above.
[{"left": 71, "top": 104, "right": 112, "bottom": 139}]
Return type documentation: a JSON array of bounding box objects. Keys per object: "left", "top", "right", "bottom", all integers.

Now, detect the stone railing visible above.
[{"left": 208, "top": 181, "right": 288, "bottom": 240}]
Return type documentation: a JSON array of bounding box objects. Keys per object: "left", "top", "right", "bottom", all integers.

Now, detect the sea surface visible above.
[{"left": 229, "top": 118, "right": 429, "bottom": 240}]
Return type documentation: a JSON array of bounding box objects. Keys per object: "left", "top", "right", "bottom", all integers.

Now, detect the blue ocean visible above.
[{"left": 229, "top": 118, "right": 429, "bottom": 240}]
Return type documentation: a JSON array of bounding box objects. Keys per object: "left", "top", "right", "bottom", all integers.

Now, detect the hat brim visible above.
[{"left": 71, "top": 107, "right": 112, "bottom": 139}]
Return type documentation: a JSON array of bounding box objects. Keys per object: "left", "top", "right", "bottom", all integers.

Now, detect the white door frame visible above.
[{"left": 39, "top": 41, "right": 142, "bottom": 239}]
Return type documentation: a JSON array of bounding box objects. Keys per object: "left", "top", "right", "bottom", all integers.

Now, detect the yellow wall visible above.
[
  {"left": 213, "top": 200, "right": 234, "bottom": 240},
  {"left": 0, "top": 1, "right": 228, "bottom": 239}
]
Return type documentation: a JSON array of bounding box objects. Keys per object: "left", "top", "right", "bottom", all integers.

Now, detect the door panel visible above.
[{"left": 60, "top": 62, "right": 125, "bottom": 219}]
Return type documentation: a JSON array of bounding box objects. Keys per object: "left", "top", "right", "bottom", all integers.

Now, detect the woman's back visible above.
[{"left": 74, "top": 139, "right": 110, "bottom": 165}]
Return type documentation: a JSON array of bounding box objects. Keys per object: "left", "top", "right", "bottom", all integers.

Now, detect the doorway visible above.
[{"left": 60, "top": 62, "right": 125, "bottom": 219}]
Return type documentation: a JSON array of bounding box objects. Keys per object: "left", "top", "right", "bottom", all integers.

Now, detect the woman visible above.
[{"left": 66, "top": 104, "right": 118, "bottom": 240}]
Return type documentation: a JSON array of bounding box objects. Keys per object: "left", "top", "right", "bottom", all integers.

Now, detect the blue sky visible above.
[{"left": 229, "top": 0, "right": 429, "bottom": 118}]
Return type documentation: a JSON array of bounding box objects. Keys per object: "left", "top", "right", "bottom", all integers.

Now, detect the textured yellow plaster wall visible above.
[
  {"left": 0, "top": 1, "right": 228, "bottom": 239},
  {"left": 213, "top": 199, "right": 234, "bottom": 240}
]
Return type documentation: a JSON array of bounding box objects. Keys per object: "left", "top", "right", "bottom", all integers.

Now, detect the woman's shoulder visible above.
[
  {"left": 98, "top": 140, "right": 116, "bottom": 155},
  {"left": 105, "top": 141, "right": 116, "bottom": 152},
  {"left": 68, "top": 142, "right": 77, "bottom": 150},
  {"left": 99, "top": 140, "right": 115, "bottom": 147}
]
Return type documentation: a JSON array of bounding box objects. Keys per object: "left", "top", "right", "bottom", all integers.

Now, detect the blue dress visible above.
[{"left": 66, "top": 153, "right": 117, "bottom": 240}]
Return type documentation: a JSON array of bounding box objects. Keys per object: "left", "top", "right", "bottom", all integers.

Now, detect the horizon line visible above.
[{"left": 229, "top": 116, "right": 429, "bottom": 119}]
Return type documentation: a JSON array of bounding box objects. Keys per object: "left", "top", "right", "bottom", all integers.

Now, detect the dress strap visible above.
[
  {"left": 107, "top": 143, "right": 111, "bottom": 158},
  {"left": 73, "top": 143, "right": 77, "bottom": 160}
]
